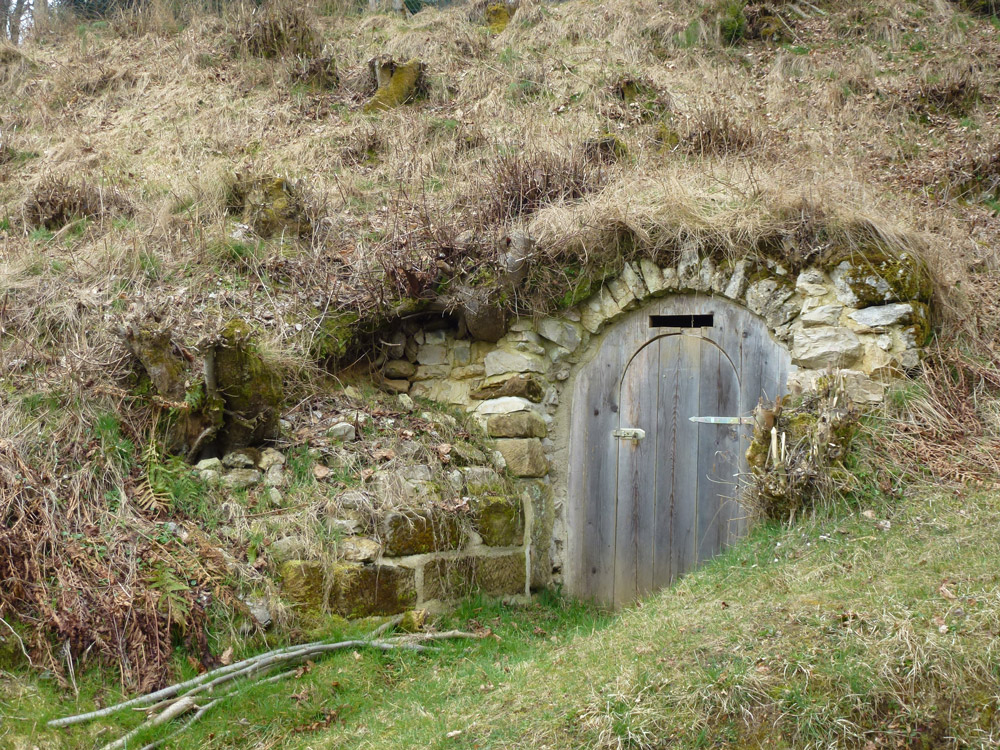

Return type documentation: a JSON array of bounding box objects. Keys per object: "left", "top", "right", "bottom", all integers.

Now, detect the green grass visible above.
[{"left": 4, "top": 487, "right": 1000, "bottom": 748}]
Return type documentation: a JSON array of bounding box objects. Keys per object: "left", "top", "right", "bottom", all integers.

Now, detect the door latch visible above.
[
  {"left": 612, "top": 428, "right": 646, "bottom": 440},
  {"left": 688, "top": 416, "right": 755, "bottom": 425}
]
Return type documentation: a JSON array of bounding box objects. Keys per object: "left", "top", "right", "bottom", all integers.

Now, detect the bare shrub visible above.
[
  {"left": 679, "top": 108, "right": 765, "bottom": 157},
  {"left": 231, "top": 0, "right": 320, "bottom": 59},
  {"left": 24, "top": 176, "right": 133, "bottom": 230},
  {"left": 468, "top": 148, "right": 606, "bottom": 225},
  {"left": 909, "top": 64, "right": 981, "bottom": 117}
]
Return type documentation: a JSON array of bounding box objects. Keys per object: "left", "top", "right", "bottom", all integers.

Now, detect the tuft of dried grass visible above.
[
  {"left": 23, "top": 175, "right": 133, "bottom": 230},
  {"left": 231, "top": 0, "right": 321, "bottom": 59}
]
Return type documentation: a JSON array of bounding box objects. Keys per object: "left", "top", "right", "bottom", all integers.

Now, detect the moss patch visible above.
[
  {"left": 380, "top": 509, "right": 465, "bottom": 556},
  {"left": 329, "top": 564, "right": 417, "bottom": 618},
  {"left": 471, "top": 495, "right": 524, "bottom": 547},
  {"left": 484, "top": 3, "right": 511, "bottom": 33},
  {"left": 422, "top": 553, "right": 525, "bottom": 600},
  {"left": 213, "top": 319, "right": 283, "bottom": 453},
  {"left": 228, "top": 176, "right": 311, "bottom": 238},
  {"left": 363, "top": 59, "right": 425, "bottom": 113}
]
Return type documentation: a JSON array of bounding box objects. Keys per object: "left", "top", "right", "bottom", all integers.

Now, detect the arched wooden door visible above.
[
  {"left": 613, "top": 334, "right": 741, "bottom": 608},
  {"left": 566, "top": 295, "right": 790, "bottom": 607}
]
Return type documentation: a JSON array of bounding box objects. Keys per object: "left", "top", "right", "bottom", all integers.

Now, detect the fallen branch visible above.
[{"left": 51, "top": 628, "right": 482, "bottom": 750}]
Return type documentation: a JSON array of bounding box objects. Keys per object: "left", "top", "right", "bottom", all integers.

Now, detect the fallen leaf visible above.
[
  {"left": 446, "top": 730, "right": 463, "bottom": 739},
  {"left": 313, "top": 464, "right": 331, "bottom": 480},
  {"left": 861, "top": 509, "right": 877, "bottom": 520},
  {"left": 938, "top": 583, "right": 957, "bottom": 600},
  {"left": 219, "top": 646, "right": 233, "bottom": 666}
]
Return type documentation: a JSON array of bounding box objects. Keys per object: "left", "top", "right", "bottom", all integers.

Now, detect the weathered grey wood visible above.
[
  {"left": 668, "top": 333, "right": 701, "bottom": 580},
  {"left": 614, "top": 335, "right": 659, "bottom": 606},
  {"left": 567, "top": 293, "right": 791, "bottom": 607},
  {"left": 567, "top": 323, "right": 624, "bottom": 604},
  {"left": 652, "top": 334, "right": 680, "bottom": 587}
]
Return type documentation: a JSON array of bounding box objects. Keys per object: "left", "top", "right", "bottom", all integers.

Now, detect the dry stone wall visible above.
[{"left": 380, "top": 248, "right": 932, "bottom": 585}]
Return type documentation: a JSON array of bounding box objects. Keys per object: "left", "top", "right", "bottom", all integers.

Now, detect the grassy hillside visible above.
[
  {"left": 2, "top": 0, "right": 1000, "bottom": 745},
  {"left": 6, "top": 475, "right": 1000, "bottom": 748}
]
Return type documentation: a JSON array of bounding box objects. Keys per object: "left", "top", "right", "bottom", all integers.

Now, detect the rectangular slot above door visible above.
[{"left": 649, "top": 313, "right": 714, "bottom": 329}]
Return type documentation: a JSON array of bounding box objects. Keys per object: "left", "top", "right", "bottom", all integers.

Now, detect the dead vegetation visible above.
[{"left": 23, "top": 175, "right": 133, "bottom": 229}]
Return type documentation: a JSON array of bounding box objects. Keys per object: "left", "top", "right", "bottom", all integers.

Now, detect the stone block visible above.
[
  {"left": 606, "top": 276, "right": 638, "bottom": 311},
  {"left": 460, "top": 466, "right": 503, "bottom": 494},
  {"left": 746, "top": 279, "right": 795, "bottom": 327},
  {"left": 471, "top": 495, "right": 524, "bottom": 547},
  {"left": 796, "top": 268, "right": 828, "bottom": 297},
  {"left": 677, "top": 245, "right": 700, "bottom": 287},
  {"left": 473, "top": 396, "right": 536, "bottom": 415},
  {"left": 380, "top": 509, "right": 464, "bottom": 556},
  {"left": 452, "top": 341, "right": 472, "bottom": 366},
  {"left": 638, "top": 259, "right": 666, "bottom": 295},
  {"left": 279, "top": 560, "right": 325, "bottom": 610},
  {"left": 536, "top": 318, "right": 582, "bottom": 352},
  {"left": 487, "top": 411, "right": 547, "bottom": 438},
  {"left": 451, "top": 364, "right": 486, "bottom": 380},
  {"left": 520, "top": 479, "right": 554, "bottom": 588},
  {"left": 422, "top": 553, "right": 526, "bottom": 600},
  {"left": 494, "top": 438, "right": 547, "bottom": 477},
  {"left": 697, "top": 257, "right": 715, "bottom": 292},
  {"left": 484, "top": 349, "right": 545, "bottom": 377},
  {"left": 221, "top": 469, "right": 261, "bottom": 489},
  {"left": 413, "top": 364, "right": 452, "bottom": 381},
  {"left": 620, "top": 262, "right": 649, "bottom": 301},
  {"left": 258, "top": 448, "right": 285, "bottom": 470},
  {"left": 270, "top": 536, "right": 311, "bottom": 564},
  {"left": 339, "top": 536, "right": 382, "bottom": 563},
  {"left": 196, "top": 457, "right": 224, "bottom": 473},
  {"left": 328, "top": 422, "right": 356, "bottom": 441},
  {"left": 847, "top": 303, "right": 912, "bottom": 331},
  {"left": 416, "top": 343, "right": 449, "bottom": 366},
  {"left": 723, "top": 260, "right": 748, "bottom": 300},
  {"left": 471, "top": 374, "right": 545, "bottom": 402},
  {"left": 424, "top": 329, "right": 447, "bottom": 345},
  {"left": 384, "top": 378, "right": 410, "bottom": 394},
  {"left": 791, "top": 326, "right": 863, "bottom": 368},
  {"left": 384, "top": 360, "right": 416, "bottom": 379},
  {"left": 329, "top": 564, "right": 416, "bottom": 617},
  {"left": 799, "top": 303, "right": 843, "bottom": 327}
]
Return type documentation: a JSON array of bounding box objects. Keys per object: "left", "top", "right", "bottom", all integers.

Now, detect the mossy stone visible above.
[
  {"left": 380, "top": 509, "right": 464, "bottom": 556},
  {"left": 484, "top": 2, "right": 511, "bottom": 33},
  {"left": 471, "top": 495, "right": 523, "bottom": 547},
  {"left": 486, "top": 411, "right": 547, "bottom": 439},
  {"left": 214, "top": 319, "right": 283, "bottom": 453},
  {"left": 231, "top": 177, "right": 310, "bottom": 238},
  {"left": 470, "top": 374, "right": 545, "bottom": 402},
  {"left": 279, "top": 559, "right": 325, "bottom": 610},
  {"left": 827, "top": 249, "right": 933, "bottom": 308},
  {"left": 311, "top": 310, "right": 360, "bottom": 362},
  {"left": 329, "top": 564, "right": 416, "bottom": 618},
  {"left": 363, "top": 59, "right": 425, "bottom": 113},
  {"left": 422, "top": 553, "right": 526, "bottom": 600}
]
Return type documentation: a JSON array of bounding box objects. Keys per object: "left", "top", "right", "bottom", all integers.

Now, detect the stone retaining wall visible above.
[{"left": 378, "top": 248, "right": 932, "bottom": 584}]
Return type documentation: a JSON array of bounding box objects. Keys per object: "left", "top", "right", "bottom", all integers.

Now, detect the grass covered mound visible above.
[
  {"left": 1, "top": 0, "right": 1000, "bottom": 720},
  {"left": 4, "top": 483, "right": 998, "bottom": 748}
]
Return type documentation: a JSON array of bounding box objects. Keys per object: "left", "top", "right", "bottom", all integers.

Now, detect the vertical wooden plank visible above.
[
  {"left": 614, "top": 337, "right": 659, "bottom": 606},
  {"left": 568, "top": 337, "right": 623, "bottom": 605},
  {"left": 696, "top": 339, "right": 723, "bottom": 564},
  {"left": 652, "top": 334, "right": 679, "bottom": 588},
  {"left": 667, "top": 333, "right": 701, "bottom": 580}
]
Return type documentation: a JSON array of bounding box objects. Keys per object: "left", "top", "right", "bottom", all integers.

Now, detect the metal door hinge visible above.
[
  {"left": 613, "top": 428, "right": 646, "bottom": 440},
  {"left": 689, "top": 416, "right": 755, "bottom": 425}
]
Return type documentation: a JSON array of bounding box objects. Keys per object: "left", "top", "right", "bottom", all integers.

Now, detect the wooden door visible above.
[
  {"left": 613, "top": 334, "right": 740, "bottom": 607},
  {"left": 567, "top": 295, "right": 790, "bottom": 607}
]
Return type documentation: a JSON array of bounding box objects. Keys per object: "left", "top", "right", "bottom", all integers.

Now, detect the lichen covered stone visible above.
[
  {"left": 471, "top": 495, "right": 523, "bottom": 547},
  {"left": 363, "top": 58, "right": 425, "bottom": 113},
  {"left": 422, "top": 553, "right": 526, "bottom": 600},
  {"left": 380, "top": 509, "right": 464, "bottom": 556},
  {"left": 329, "top": 563, "right": 416, "bottom": 617}
]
